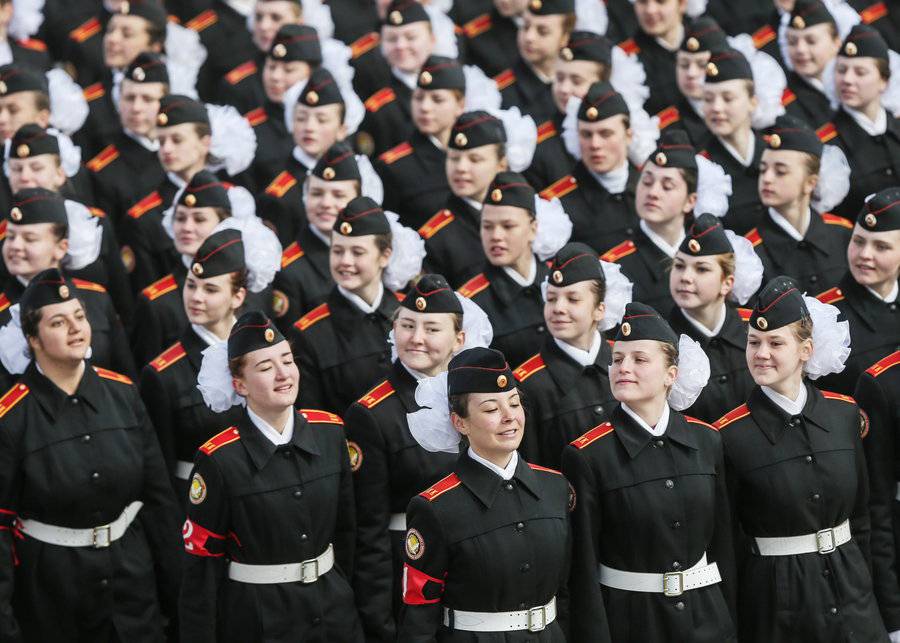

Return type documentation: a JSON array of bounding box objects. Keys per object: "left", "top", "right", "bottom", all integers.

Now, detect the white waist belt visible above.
[
  {"left": 599, "top": 554, "right": 720, "bottom": 597},
  {"left": 442, "top": 596, "right": 556, "bottom": 633},
  {"left": 17, "top": 501, "right": 143, "bottom": 548},
  {"left": 175, "top": 460, "right": 193, "bottom": 481},
  {"left": 389, "top": 513, "right": 406, "bottom": 531},
  {"left": 228, "top": 543, "right": 334, "bottom": 584},
  {"left": 754, "top": 519, "right": 851, "bottom": 556}
]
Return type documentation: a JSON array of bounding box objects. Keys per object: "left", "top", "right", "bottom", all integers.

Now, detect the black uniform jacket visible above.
[
  {"left": 601, "top": 227, "right": 677, "bottom": 315},
  {"left": 131, "top": 266, "right": 188, "bottom": 368},
  {"left": 398, "top": 452, "right": 570, "bottom": 642},
  {"left": 179, "top": 409, "right": 362, "bottom": 643},
  {"left": 620, "top": 30, "right": 679, "bottom": 117},
  {"left": 498, "top": 56, "right": 557, "bottom": 125},
  {"left": 514, "top": 333, "right": 615, "bottom": 469},
  {"left": 271, "top": 225, "right": 332, "bottom": 334},
  {"left": 451, "top": 0, "right": 518, "bottom": 78},
  {"left": 524, "top": 114, "right": 577, "bottom": 194},
  {"left": 849, "top": 0, "right": 900, "bottom": 50},
  {"left": 562, "top": 405, "right": 736, "bottom": 643},
  {"left": 657, "top": 98, "right": 713, "bottom": 150},
  {"left": 458, "top": 259, "right": 550, "bottom": 370},
  {"left": 119, "top": 176, "right": 180, "bottom": 293},
  {"left": 783, "top": 72, "right": 834, "bottom": 133},
  {"left": 343, "top": 360, "right": 458, "bottom": 642},
  {"left": 376, "top": 130, "right": 450, "bottom": 230},
  {"left": 0, "top": 363, "right": 181, "bottom": 642},
  {"left": 418, "top": 194, "right": 484, "bottom": 289},
  {"left": 216, "top": 51, "right": 266, "bottom": 113},
  {"left": 358, "top": 73, "right": 414, "bottom": 159},
  {"left": 700, "top": 133, "right": 766, "bottom": 236},
  {"left": 715, "top": 384, "right": 887, "bottom": 643},
  {"left": 291, "top": 286, "right": 399, "bottom": 414},
  {"left": 247, "top": 101, "right": 294, "bottom": 193},
  {"left": 255, "top": 151, "right": 311, "bottom": 248}
]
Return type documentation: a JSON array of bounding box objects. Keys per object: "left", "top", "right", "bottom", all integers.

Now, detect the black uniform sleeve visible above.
[
  {"left": 102, "top": 295, "right": 138, "bottom": 379},
  {"left": 139, "top": 364, "right": 177, "bottom": 477},
  {"left": 707, "top": 430, "right": 738, "bottom": 618},
  {"left": 131, "top": 297, "right": 166, "bottom": 368},
  {"left": 850, "top": 407, "right": 873, "bottom": 567},
  {"left": 0, "top": 421, "right": 23, "bottom": 642},
  {"left": 98, "top": 217, "right": 136, "bottom": 331},
  {"left": 293, "top": 330, "right": 325, "bottom": 411},
  {"left": 333, "top": 424, "right": 357, "bottom": 580}
]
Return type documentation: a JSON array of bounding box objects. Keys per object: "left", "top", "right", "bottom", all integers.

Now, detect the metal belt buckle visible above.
[
  {"left": 299, "top": 558, "right": 320, "bottom": 583},
  {"left": 816, "top": 528, "right": 836, "bottom": 554},
  {"left": 663, "top": 571, "right": 685, "bottom": 597},
  {"left": 92, "top": 524, "right": 111, "bottom": 548},
  {"left": 527, "top": 605, "right": 547, "bottom": 632}
]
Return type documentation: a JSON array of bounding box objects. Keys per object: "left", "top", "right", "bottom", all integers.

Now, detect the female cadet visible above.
[
  {"left": 458, "top": 170, "right": 572, "bottom": 370},
  {"left": 714, "top": 275, "right": 890, "bottom": 643},
  {"left": 180, "top": 311, "right": 362, "bottom": 642},
  {"left": 290, "top": 195, "right": 424, "bottom": 414},
  {"left": 669, "top": 213, "right": 763, "bottom": 424},
  {"left": 0, "top": 268, "right": 180, "bottom": 642},
  {"left": 140, "top": 216, "right": 280, "bottom": 498},
  {"left": 830, "top": 25, "right": 900, "bottom": 220},
  {"left": 344, "top": 274, "right": 491, "bottom": 642},
  {"left": 513, "top": 242, "right": 631, "bottom": 468},
  {"left": 398, "top": 347, "right": 570, "bottom": 641},
  {"left": 562, "top": 302, "right": 735, "bottom": 643}
]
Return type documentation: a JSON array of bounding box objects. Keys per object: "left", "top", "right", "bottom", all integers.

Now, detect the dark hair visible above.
[
  {"left": 21, "top": 295, "right": 86, "bottom": 356},
  {"left": 876, "top": 58, "right": 891, "bottom": 81},
  {"left": 145, "top": 19, "right": 166, "bottom": 48},
  {"left": 230, "top": 268, "right": 248, "bottom": 295},
  {"left": 51, "top": 221, "right": 68, "bottom": 242},
  {"left": 374, "top": 232, "right": 393, "bottom": 254},
  {"left": 449, "top": 392, "right": 470, "bottom": 418},
  {"left": 392, "top": 306, "right": 464, "bottom": 332},
  {"left": 802, "top": 152, "right": 821, "bottom": 177},
  {"left": 228, "top": 355, "right": 245, "bottom": 378},
  {"left": 33, "top": 91, "right": 50, "bottom": 113},
  {"left": 589, "top": 278, "right": 606, "bottom": 306},
  {"left": 678, "top": 167, "right": 698, "bottom": 195},
  {"left": 193, "top": 123, "right": 212, "bottom": 140}
]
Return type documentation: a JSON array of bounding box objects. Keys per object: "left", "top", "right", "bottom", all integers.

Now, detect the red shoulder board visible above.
[
  {"left": 816, "top": 122, "right": 837, "bottom": 143},
  {"left": 142, "top": 274, "right": 178, "bottom": 301},
  {"left": 393, "top": 290, "right": 405, "bottom": 302},
  {"left": 199, "top": 426, "right": 240, "bottom": 455},
  {"left": 244, "top": 107, "right": 268, "bottom": 127},
  {"left": 83, "top": 82, "right": 105, "bottom": 102},
  {"left": 463, "top": 13, "right": 492, "bottom": 38},
  {"left": 127, "top": 191, "right": 163, "bottom": 219},
  {"left": 600, "top": 240, "right": 636, "bottom": 263},
  {"left": 737, "top": 307, "right": 752, "bottom": 322},
  {"left": 300, "top": 409, "right": 343, "bottom": 425},
  {"left": 821, "top": 213, "right": 853, "bottom": 229},
  {"left": 860, "top": 1, "right": 888, "bottom": 24},
  {"left": 186, "top": 9, "right": 218, "bottom": 32},
  {"left": 458, "top": 273, "right": 490, "bottom": 298},
  {"left": 539, "top": 175, "right": 577, "bottom": 200},
  {"left": 418, "top": 209, "right": 455, "bottom": 240},
  {"left": 867, "top": 351, "right": 900, "bottom": 377},
  {"left": 752, "top": 25, "right": 776, "bottom": 49},
  {"left": 281, "top": 241, "right": 305, "bottom": 268},
  {"left": 378, "top": 141, "right": 413, "bottom": 165},
  {"left": 358, "top": 380, "right": 396, "bottom": 408},
  {"left": 656, "top": 106, "right": 680, "bottom": 129},
  {"left": 93, "top": 366, "right": 133, "bottom": 385},
  {"left": 150, "top": 342, "right": 187, "bottom": 372},
  {"left": 0, "top": 219, "right": 6, "bottom": 241},
  {"left": 351, "top": 32, "right": 380, "bottom": 59},
  {"left": 781, "top": 88, "right": 797, "bottom": 106},
  {"left": 528, "top": 463, "right": 562, "bottom": 475},
  {"left": 617, "top": 38, "right": 640, "bottom": 55},
  {"left": 744, "top": 228, "right": 762, "bottom": 247},
  {"left": 815, "top": 286, "right": 844, "bottom": 305},
  {"left": 0, "top": 383, "right": 29, "bottom": 419},
  {"left": 72, "top": 278, "right": 106, "bottom": 293},
  {"left": 265, "top": 171, "right": 297, "bottom": 198},
  {"left": 420, "top": 473, "right": 462, "bottom": 501},
  {"left": 0, "top": 293, "right": 10, "bottom": 314},
  {"left": 294, "top": 302, "right": 331, "bottom": 331},
  {"left": 364, "top": 87, "right": 397, "bottom": 113},
  {"left": 493, "top": 69, "right": 516, "bottom": 90},
  {"left": 513, "top": 354, "right": 546, "bottom": 382},
  {"left": 685, "top": 416, "right": 717, "bottom": 431},
  {"left": 571, "top": 422, "right": 614, "bottom": 449},
  {"left": 536, "top": 120, "right": 558, "bottom": 143},
  {"left": 713, "top": 403, "right": 750, "bottom": 430},
  {"left": 69, "top": 17, "right": 102, "bottom": 43},
  {"left": 821, "top": 390, "right": 856, "bottom": 405},
  {"left": 16, "top": 38, "right": 47, "bottom": 52},
  {"left": 225, "top": 61, "right": 257, "bottom": 85}
]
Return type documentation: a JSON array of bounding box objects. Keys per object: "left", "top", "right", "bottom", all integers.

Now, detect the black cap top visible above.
[
  {"left": 156, "top": 94, "right": 209, "bottom": 127},
  {"left": 840, "top": 24, "right": 889, "bottom": 61},
  {"left": 383, "top": 0, "right": 429, "bottom": 26},
  {"left": 418, "top": 55, "right": 465, "bottom": 91},
  {"left": 448, "top": 347, "right": 516, "bottom": 395},
  {"left": 858, "top": 187, "right": 900, "bottom": 232},
  {"left": 228, "top": 310, "right": 286, "bottom": 359},
  {"left": 547, "top": 242, "right": 605, "bottom": 287},
  {"left": 749, "top": 275, "right": 808, "bottom": 331},
  {"left": 178, "top": 171, "right": 231, "bottom": 210},
  {"left": 525, "top": 0, "right": 575, "bottom": 16},
  {"left": 401, "top": 274, "right": 463, "bottom": 313},
  {"left": 312, "top": 142, "right": 360, "bottom": 182},
  {"left": 680, "top": 17, "right": 728, "bottom": 54},
  {"left": 297, "top": 68, "right": 343, "bottom": 108},
  {"left": 268, "top": 24, "right": 322, "bottom": 64},
  {"left": 483, "top": 171, "right": 535, "bottom": 213},
  {"left": 649, "top": 129, "right": 697, "bottom": 171},
  {"left": 20, "top": 268, "right": 77, "bottom": 319},
  {"left": 615, "top": 302, "right": 679, "bottom": 346},
  {"left": 333, "top": 196, "right": 390, "bottom": 236},
  {"left": 0, "top": 64, "right": 47, "bottom": 97},
  {"left": 190, "top": 228, "right": 244, "bottom": 279},
  {"left": 115, "top": 0, "right": 168, "bottom": 32},
  {"left": 560, "top": 31, "right": 613, "bottom": 66},
  {"left": 449, "top": 111, "right": 506, "bottom": 150},
  {"left": 578, "top": 81, "right": 629, "bottom": 123},
  {"left": 705, "top": 48, "right": 753, "bottom": 83},
  {"left": 124, "top": 51, "right": 169, "bottom": 85},
  {"left": 9, "top": 124, "right": 59, "bottom": 159},
  {"left": 763, "top": 114, "right": 823, "bottom": 156},
  {"left": 679, "top": 213, "right": 733, "bottom": 256},
  {"left": 8, "top": 188, "right": 67, "bottom": 226},
  {"left": 788, "top": 0, "right": 836, "bottom": 30}
]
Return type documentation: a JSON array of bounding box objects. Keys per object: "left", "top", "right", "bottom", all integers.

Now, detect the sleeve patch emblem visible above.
[
  {"left": 347, "top": 440, "right": 363, "bottom": 472},
  {"left": 405, "top": 528, "right": 424, "bottom": 560},
  {"left": 189, "top": 473, "right": 207, "bottom": 504}
]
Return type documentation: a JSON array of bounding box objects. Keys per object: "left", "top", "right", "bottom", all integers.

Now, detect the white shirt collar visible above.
[
  {"left": 844, "top": 105, "right": 887, "bottom": 136},
  {"left": 502, "top": 255, "right": 537, "bottom": 287},
  {"left": 589, "top": 161, "right": 629, "bottom": 195},
  {"left": 867, "top": 281, "right": 899, "bottom": 303},
  {"left": 391, "top": 66, "right": 418, "bottom": 90},
  {"left": 462, "top": 196, "right": 483, "bottom": 212},
  {"left": 191, "top": 321, "right": 232, "bottom": 347},
  {"left": 0, "top": 41, "right": 13, "bottom": 67},
  {"left": 167, "top": 171, "right": 188, "bottom": 189},
  {"left": 123, "top": 128, "right": 159, "bottom": 152},
  {"left": 654, "top": 27, "right": 684, "bottom": 52},
  {"left": 337, "top": 282, "right": 384, "bottom": 314},
  {"left": 681, "top": 303, "right": 727, "bottom": 338},
  {"left": 247, "top": 405, "right": 295, "bottom": 446},
  {"left": 767, "top": 206, "right": 810, "bottom": 242},
  {"left": 401, "top": 361, "right": 428, "bottom": 380},
  {"left": 761, "top": 384, "right": 808, "bottom": 417},
  {"left": 111, "top": 69, "right": 124, "bottom": 113},
  {"left": 292, "top": 145, "right": 318, "bottom": 170},
  {"left": 554, "top": 331, "right": 603, "bottom": 367},
  {"left": 308, "top": 223, "right": 331, "bottom": 246},
  {"left": 719, "top": 133, "right": 755, "bottom": 167},
  {"left": 688, "top": 97, "right": 704, "bottom": 117},
  {"left": 621, "top": 402, "right": 670, "bottom": 437},
  {"left": 468, "top": 447, "right": 519, "bottom": 480},
  {"left": 799, "top": 73, "right": 825, "bottom": 94},
  {"left": 640, "top": 219, "right": 685, "bottom": 258}
]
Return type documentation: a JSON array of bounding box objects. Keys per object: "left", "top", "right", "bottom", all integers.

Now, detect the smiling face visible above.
[
  {"left": 847, "top": 224, "right": 900, "bottom": 291},
  {"left": 577, "top": 113, "right": 631, "bottom": 174},
  {"left": 381, "top": 22, "right": 434, "bottom": 73},
  {"left": 610, "top": 339, "right": 677, "bottom": 405},
  {"left": 544, "top": 280, "right": 605, "bottom": 345},
  {"left": 636, "top": 163, "right": 695, "bottom": 224},
  {"left": 183, "top": 271, "right": 246, "bottom": 326},
  {"left": 635, "top": 0, "right": 686, "bottom": 38},
  {"left": 480, "top": 204, "right": 536, "bottom": 267},
  {"left": 27, "top": 298, "right": 92, "bottom": 365},
  {"left": 670, "top": 251, "right": 733, "bottom": 310},
  {"left": 786, "top": 23, "right": 840, "bottom": 79},
  {"left": 446, "top": 144, "right": 508, "bottom": 202},
  {"left": 329, "top": 232, "right": 391, "bottom": 292},
  {"left": 232, "top": 339, "right": 299, "bottom": 410},
  {"left": 746, "top": 324, "right": 811, "bottom": 393},
  {"left": 452, "top": 388, "right": 525, "bottom": 461},
  {"left": 304, "top": 175, "right": 359, "bottom": 236},
  {"left": 393, "top": 307, "right": 464, "bottom": 376},
  {"left": 3, "top": 222, "right": 67, "bottom": 280}
]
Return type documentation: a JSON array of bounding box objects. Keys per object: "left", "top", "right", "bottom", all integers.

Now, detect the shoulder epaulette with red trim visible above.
[
  {"left": 820, "top": 213, "right": 853, "bottom": 229},
  {"left": 539, "top": 175, "right": 577, "bottom": 200},
  {"left": 281, "top": 241, "right": 304, "bottom": 269},
  {"left": 458, "top": 273, "right": 490, "bottom": 298},
  {"left": 244, "top": 107, "right": 267, "bottom": 127},
  {"left": 600, "top": 240, "right": 636, "bottom": 263},
  {"left": 815, "top": 286, "right": 844, "bottom": 305},
  {"left": 350, "top": 32, "right": 380, "bottom": 59},
  {"left": 737, "top": 307, "right": 752, "bottom": 322},
  {"left": 418, "top": 209, "right": 455, "bottom": 239},
  {"left": 186, "top": 9, "right": 218, "bottom": 32},
  {"left": 571, "top": 422, "right": 614, "bottom": 449},
  {"left": 225, "top": 60, "right": 257, "bottom": 85},
  {"left": 93, "top": 366, "right": 133, "bottom": 385},
  {"left": 657, "top": 106, "right": 680, "bottom": 129},
  {"left": 528, "top": 463, "right": 562, "bottom": 475},
  {"left": 142, "top": 274, "right": 178, "bottom": 301},
  {"left": 88, "top": 207, "right": 106, "bottom": 219},
  {"left": 265, "top": 171, "right": 297, "bottom": 198},
  {"left": 860, "top": 1, "right": 888, "bottom": 24},
  {"left": 294, "top": 303, "right": 331, "bottom": 331},
  {"left": 420, "top": 473, "right": 462, "bottom": 501},
  {"left": 0, "top": 219, "right": 6, "bottom": 241},
  {"left": 866, "top": 351, "right": 900, "bottom": 378},
  {"left": 463, "top": 13, "right": 492, "bottom": 38},
  {"left": 752, "top": 25, "right": 776, "bottom": 49},
  {"left": 300, "top": 409, "right": 343, "bottom": 425},
  {"left": 536, "top": 120, "right": 557, "bottom": 143},
  {"left": 617, "top": 38, "right": 640, "bottom": 55},
  {"left": 816, "top": 122, "right": 837, "bottom": 143},
  {"left": 781, "top": 88, "right": 797, "bottom": 106},
  {"left": 714, "top": 404, "right": 750, "bottom": 430},
  {"left": 493, "top": 69, "right": 516, "bottom": 90},
  {"left": 72, "top": 278, "right": 106, "bottom": 293},
  {"left": 128, "top": 191, "right": 163, "bottom": 219},
  {"left": 820, "top": 390, "right": 856, "bottom": 405},
  {"left": 358, "top": 380, "right": 396, "bottom": 409},
  {"left": 16, "top": 38, "right": 46, "bottom": 52},
  {"left": 83, "top": 82, "right": 105, "bottom": 102},
  {"left": 378, "top": 141, "right": 413, "bottom": 165},
  {"left": 150, "top": 342, "right": 187, "bottom": 372},
  {"left": 69, "top": 17, "right": 102, "bottom": 43},
  {"left": 0, "top": 383, "right": 29, "bottom": 419},
  {"left": 364, "top": 87, "right": 397, "bottom": 113},
  {"left": 745, "top": 228, "right": 762, "bottom": 247},
  {"left": 199, "top": 426, "right": 240, "bottom": 455},
  {"left": 685, "top": 416, "right": 717, "bottom": 431},
  {"left": 0, "top": 293, "right": 10, "bottom": 313},
  {"left": 513, "top": 354, "right": 546, "bottom": 382}
]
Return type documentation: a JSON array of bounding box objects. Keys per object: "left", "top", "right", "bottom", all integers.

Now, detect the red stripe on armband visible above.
[
  {"left": 182, "top": 519, "right": 226, "bottom": 557},
  {"left": 402, "top": 563, "right": 445, "bottom": 605}
]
